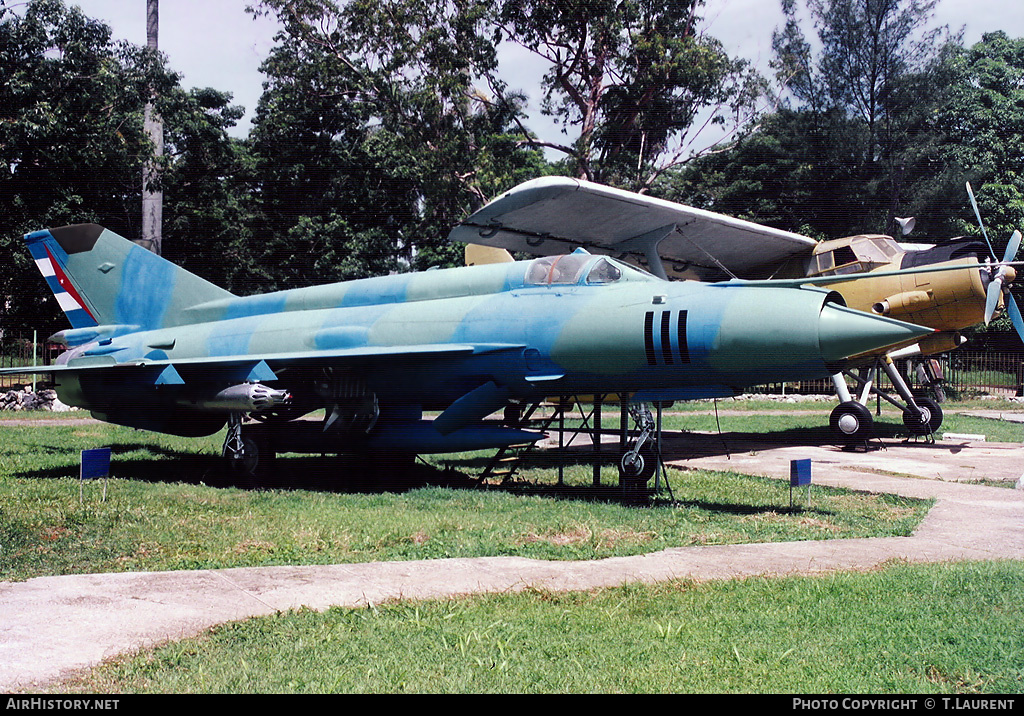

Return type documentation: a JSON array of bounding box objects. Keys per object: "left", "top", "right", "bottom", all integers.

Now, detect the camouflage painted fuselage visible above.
[{"left": 9, "top": 225, "right": 932, "bottom": 450}]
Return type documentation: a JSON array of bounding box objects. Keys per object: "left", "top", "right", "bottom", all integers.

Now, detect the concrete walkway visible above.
[{"left": 1, "top": 435, "right": 1023, "bottom": 691}]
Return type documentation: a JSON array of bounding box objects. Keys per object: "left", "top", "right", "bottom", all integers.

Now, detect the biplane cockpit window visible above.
[
  {"left": 852, "top": 236, "right": 900, "bottom": 263},
  {"left": 811, "top": 245, "right": 862, "bottom": 276},
  {"left": 871, "top": 237, "right": 900, "bottom": 258},
  {"left": 832, "top": 245, "right": 858, "bottom": 266},
  {"left": 525, "top": 254, "right": 592, "bottom": 285},
  {"left": 811, "top": 237, "right": 902, "bottom": 276}
]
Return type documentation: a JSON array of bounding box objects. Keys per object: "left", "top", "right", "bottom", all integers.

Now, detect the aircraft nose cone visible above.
[{"left": 818, "top": 302, "right": 934, "bottom": 362}]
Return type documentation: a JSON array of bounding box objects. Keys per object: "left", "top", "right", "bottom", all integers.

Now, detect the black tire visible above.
[
  {"left": 223, "top": 430, "right": 277, "bottom": 489},
  {"left": 619, "top": 442, "right": 658, "bottom": 483},
  {"left": 619, "top": 443, "right": 656, "bottom": 503},
  {"left": 902, "top": 396, "right": 943, "bottom": 436},
  {"left": 829, "top": 401, "right": 874, "bottom": 445}
]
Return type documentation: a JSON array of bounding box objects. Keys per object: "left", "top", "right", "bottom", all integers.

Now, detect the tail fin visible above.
[{"left": 25, "top": 224, "right": 234, "bottom": 330}]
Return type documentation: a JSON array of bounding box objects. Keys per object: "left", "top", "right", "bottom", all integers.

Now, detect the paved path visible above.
[{"left": 1, "top": 435, "right": 1022, "bottom": 691}]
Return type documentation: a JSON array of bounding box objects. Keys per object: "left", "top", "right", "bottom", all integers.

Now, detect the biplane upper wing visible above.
[{"left": 448, "top": 176, "right": 817, "bottom": 280}]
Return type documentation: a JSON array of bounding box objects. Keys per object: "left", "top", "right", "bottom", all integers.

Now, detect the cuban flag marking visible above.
[{"left": 29, "top": 239, "right": 97, "bottom": 327}]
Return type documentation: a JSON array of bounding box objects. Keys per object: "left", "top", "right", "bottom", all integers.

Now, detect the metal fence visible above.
[
  {"left": 943, "top": 351, "right": 1024, "bottom": 396},
  {"left": 738, "top": 350, "right": 1023, "bottom": 399},
  {"left": 0, "top": 330, "right": 62, "bottom": 389}
]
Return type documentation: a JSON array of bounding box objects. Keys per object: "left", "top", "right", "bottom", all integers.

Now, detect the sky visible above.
[{"left": 56, "top": 0, "right": 1024, "bottom": 142}]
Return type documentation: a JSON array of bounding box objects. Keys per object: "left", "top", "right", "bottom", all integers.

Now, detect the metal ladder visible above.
[{"left": 478, "top": 401, "right": 568, "bottom": 484}]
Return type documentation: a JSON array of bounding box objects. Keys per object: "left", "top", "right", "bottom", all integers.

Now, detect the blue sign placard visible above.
[
  {"left": 790, "top": 458, "right": 812, "bottom": 487},
  {"left": 81, "top": 447, "right": 111, "bottom": 481}
]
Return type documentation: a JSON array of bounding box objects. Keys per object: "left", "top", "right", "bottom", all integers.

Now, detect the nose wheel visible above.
[
  {"left": 620, "top": 441, "right": 658, "bottom": 482},
  {"left": 619, "top": 403, "right": 662, "bottom": 501}
]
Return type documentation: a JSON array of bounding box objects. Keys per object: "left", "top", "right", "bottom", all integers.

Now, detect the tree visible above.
[
  {"left": 811, "top": 0, "right": 945, "bottom": 158},
  {"left": 0, "top": 0, "right": 253, "bottom": 330},
  {"left": 494, "top": 0, "right": 765, "bottom": 191},
  {"left": 245, "top": 0, "right": 546, "bottom": 287},
  {"left": 657, "top": 108, "right": 874, "bottom": 238},
  {"left": 0, "top": 0, "right": 158, "bottom": 331},
  {"left": 925, "top": 33, "right": 1024, "bottom": 244},
  {"left": 156, "top": 86, "right": 254, "bottom": 293},
  {"left": 664, "top": 0, "right": 957, "bottom": 240}
]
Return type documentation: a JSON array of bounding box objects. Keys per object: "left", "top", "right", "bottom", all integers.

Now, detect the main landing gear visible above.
[
  {"left": 222, "top": 412, "right": 278, "bottom": 487},
  {"left": 829, "top": 355, "right": 944, "bottom": 446},
  {"left": 484, "top": 396, "right": 668, "bottom": 503}
]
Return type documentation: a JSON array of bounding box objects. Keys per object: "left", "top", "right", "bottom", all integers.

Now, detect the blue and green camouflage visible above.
[{"left": 3, "top": 223, "right": 932, "bottom": 458}]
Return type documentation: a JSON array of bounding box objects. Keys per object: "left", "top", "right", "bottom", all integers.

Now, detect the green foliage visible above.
[
  {"left": 812, "top": 0, "right": 945, "bottom": 142},
  {"left": 0, "top": 0, "right": 156, "bottom": 331},
  {"left": 156, "top": 86, "right": 254, "bottom": 293},
  {"left": 663, "top": 0, "right": 1014, "bottom": 251},
  {"left": 0, "top": 0, "right": 253, "bottom": 325},
  {"left": 924, "top": 34, "right": 1024, "bottom": 251},
  {"left": 0, "top": 0, "right": 776, "bottom": 302},
  {"left": 242, "top": 0, "right": 548, "bottom": 287},
  {"left": 657, "top": 108, "right": 875, "bottom": 237},
  {"left": 672, "top": 2, "right": 1024, "bottom": 311},
  {"left": 495, "top": 0, "right": 765, "bottom": 189}
]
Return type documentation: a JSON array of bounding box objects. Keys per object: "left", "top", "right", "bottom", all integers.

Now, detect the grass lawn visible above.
[
  {"left": 52, "top": 560, "right": 1024, "bottom": 694},
  {"left": 0, "top": 405, "right": 939, "bottom": 581},
  {"left": 2, "top": 402, "right": 1021, "bottom": 693}
]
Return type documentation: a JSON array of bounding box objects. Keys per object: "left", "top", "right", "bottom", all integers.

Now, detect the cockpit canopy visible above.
[
  {"left": 806, "top": 235, "right": 902, "bottom": 277},
  {"left": 524, "top": 254, "right": 657, "bottom": 286}
]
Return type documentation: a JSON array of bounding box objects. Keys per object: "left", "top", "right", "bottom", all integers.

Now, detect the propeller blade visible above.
[
  {"left": 966, "top": 182, "right": 997, "bottom": 259},
  {"left": 1004, "top": 229, "right": 1022, "bottom": 264},
  {"left": 985, "top": 278, "right": 1002, "bottom": 324},
  {"left": 1008, "top": 293, "right": 1024, "bottom": 343}
]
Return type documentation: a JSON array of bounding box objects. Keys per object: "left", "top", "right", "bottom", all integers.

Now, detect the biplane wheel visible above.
[
  {"left": 902, "top": 397, "right": 943, "bottom": 436},
  {"left": 830, "top": 401, "right": 873, "bottom": 444}
]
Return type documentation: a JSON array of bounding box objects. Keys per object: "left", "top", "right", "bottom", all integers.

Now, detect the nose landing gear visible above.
[{"left": 619, "top": 403, "right": 663, "bottom": 502}]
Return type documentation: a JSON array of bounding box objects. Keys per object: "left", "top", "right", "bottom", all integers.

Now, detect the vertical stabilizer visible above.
[{"left": 25, "top": 224, "right": 234, "bottom": 330}]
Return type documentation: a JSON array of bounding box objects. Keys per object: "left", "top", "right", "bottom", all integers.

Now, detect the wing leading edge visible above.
[{"left": 0, "top": 342, "right": 524, "bottom": 378}]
